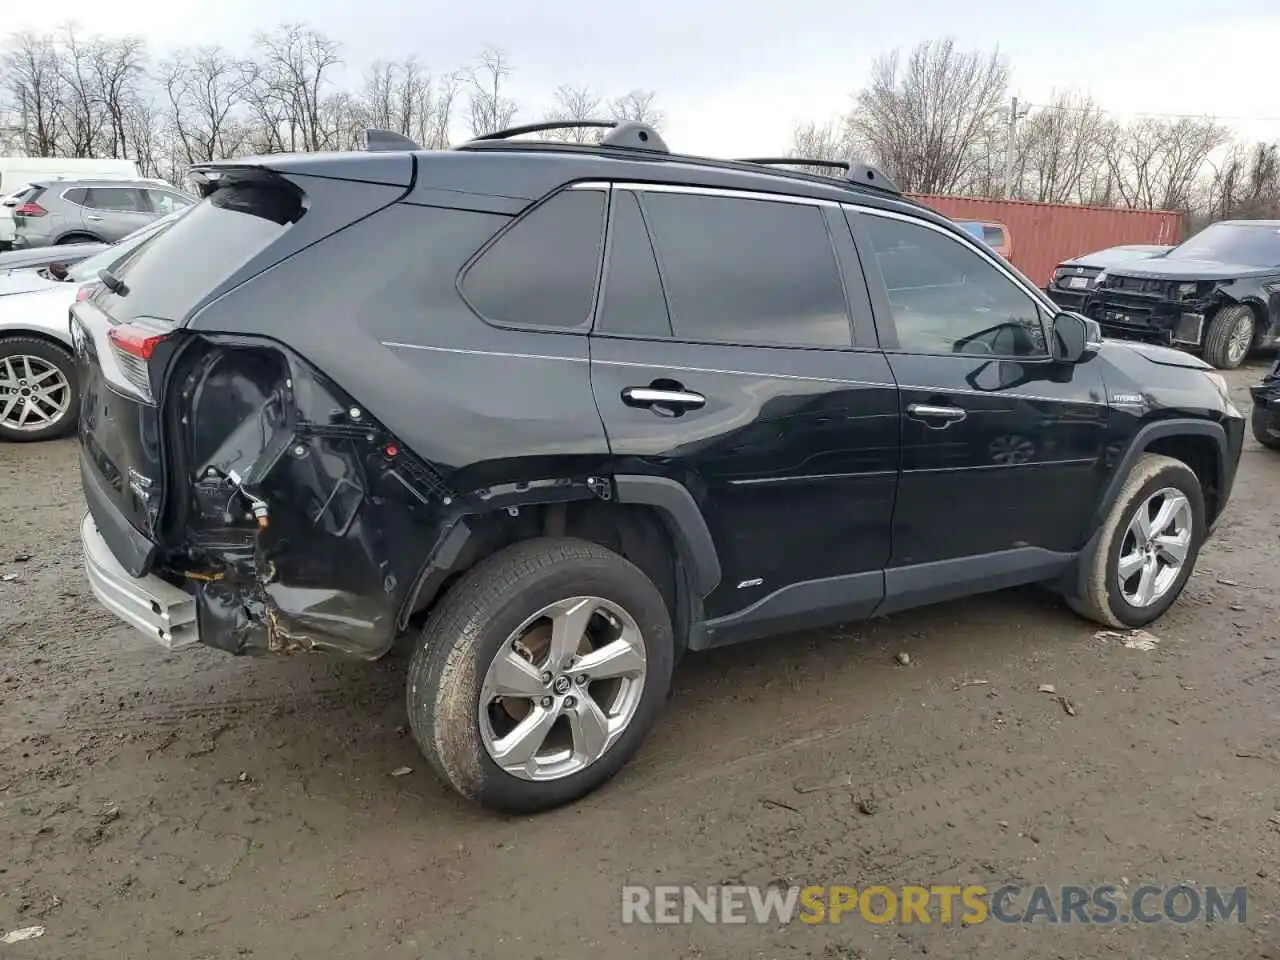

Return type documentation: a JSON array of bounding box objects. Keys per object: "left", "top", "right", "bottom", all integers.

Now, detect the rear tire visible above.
[
  {"left": 0, "top": 337, "right": 79, "bottom": 443},
  {"left": 407, "top": 537, "right": 674, "bottom": 814},
  {"left": 1067, "top": 453, "right": 1205, "bottom": 628},
  {"left": 1202, "top": 304, "right": 1255, "bottom": 369}
]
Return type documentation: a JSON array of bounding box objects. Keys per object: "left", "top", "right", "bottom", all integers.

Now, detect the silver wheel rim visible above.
[
  {"left": 1117, "top": 486, "right": 1194, "bottom": 608},
  {"left": 0, "top": 355, "right": 71, "bottom": 431},
  {"left": 1226, "top": 313, "right": 1253, "bottom": 364},
  {"left": 479, "top": 596, "right": 648, "bottom": 781}
]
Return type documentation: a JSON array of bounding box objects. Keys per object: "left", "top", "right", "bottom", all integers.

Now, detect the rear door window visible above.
[
  {"left": 597, "top": 190, "right": 671, "bottom": 337},
  {"left": 98, "top": 183, "right": 300, "bottom": 325},
  {"left": 461, "top": 188, "right": 607, "bottom": 329},
  {"left": 983, "top": 225, "right": 1006, "bottom": 247},
  {"left": 62, "top": 188, "right": 89, "bottom": 206},
  {"left": 638, "top": 191, "right": 852, "bottom": 348},
  {"left": 84, "top": 187, "right": 147, "bottom": 212}
]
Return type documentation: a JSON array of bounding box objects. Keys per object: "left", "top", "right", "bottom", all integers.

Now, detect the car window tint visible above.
[
  {"left": 62, "top": 188, "right": 88, "bottom": 206},
  {"left": 639, "top": 192, "right": 851, "bottom": 348},
  {"left": 861, "top": 214, "right": 1046, "bottom": 358},
  {"left": 85, "top": 188, "right": 146, "bottom": 212},
  {"left": 597, "top": 190, "right": 671, "bottom": 337},
  {"left": 462, "top": 188, "right": 606, "bottom": 329},
  {"left": 983, "top": 225, "right": 1006, "bottom": 246}
]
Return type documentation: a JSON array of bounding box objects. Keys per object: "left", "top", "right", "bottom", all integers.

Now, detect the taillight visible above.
[
  {"left": 15, "top": 201, "right": 46, "bottom": 217},
  {"left": 107, "top": 322, "right": 171, "bottom": 402},
  {"left": 75, "top": 285, "right": 92, "bottom": 302}
]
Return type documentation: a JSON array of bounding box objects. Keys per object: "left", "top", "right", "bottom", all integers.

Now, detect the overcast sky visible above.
[{"left": 8, "top": 0, "right": 1280, "bottom": 156}]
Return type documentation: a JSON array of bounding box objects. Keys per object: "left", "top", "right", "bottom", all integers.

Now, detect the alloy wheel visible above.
[
  {"left": 1117, "top": 486, "right": 1194, "bottom": 608},
  {"left": 478, "top": 596, "right": 648, "bottom": 781},
  {"left": 1227, "top": 313, "right": 1253, "bottom": 365},
  {"left": 0, "top": 355, "right": 71, "bottom": 432}
]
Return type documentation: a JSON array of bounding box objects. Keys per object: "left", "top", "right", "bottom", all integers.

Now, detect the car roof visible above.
[
  {"left": 191, "top": 121, "right": 961, "bottom": 232},
  {"left": 1215, "top": 219, "right": 1280, "bottom": 228}
]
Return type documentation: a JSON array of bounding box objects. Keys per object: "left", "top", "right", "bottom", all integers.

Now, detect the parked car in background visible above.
[
  {"left": 0, "top": 209, "right": 187, "bottom": 442},
  {"left": 1046, "top": 243, "right": 1173, "bottom": 311},
  {"left": 0, "top": 159, "right": 144, "bottom": 251},
  {"left": 9, "top": 178, "right": 194, "bottom": 248},
  {"left": 1250, "top": 359, "right": 1280, "bottom": 450},
  {"left": 956, "top": 219, "right": 1011, "bottom": 259},
  {"left": 72, "top": 123, "right": 1243, "bottom": 815},
  {"left": 0, "top": 241, "right": 108, "bottom": 276},
  {"left": 1083, "top": 220, "right": 1280, "bottom": 369}
]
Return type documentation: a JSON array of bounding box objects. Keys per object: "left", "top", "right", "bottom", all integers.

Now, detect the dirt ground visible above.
[{"left": 2, "top": 364, "right": 1278, "bottom": 960}]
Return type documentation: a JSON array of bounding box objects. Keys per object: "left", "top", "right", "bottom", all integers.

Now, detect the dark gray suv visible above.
[{"left": 10, "top": 178, "right": 194, "bottom": 248}]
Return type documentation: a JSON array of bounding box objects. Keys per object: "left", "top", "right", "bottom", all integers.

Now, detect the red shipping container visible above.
[{"left": 909, "top": 194, "right": 1184, "bottom": 289}]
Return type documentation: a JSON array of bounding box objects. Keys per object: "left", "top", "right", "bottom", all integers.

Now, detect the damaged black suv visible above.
[
  {"left": 1084, "top": 219, "right": 1280, "bottom": 369},
  {"left": 76, "top": 122, "right": 1245, "bottom": 813}
]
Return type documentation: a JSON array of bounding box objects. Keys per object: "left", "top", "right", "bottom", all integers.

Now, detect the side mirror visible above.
[{"left": 1050, "top": 311, "right": 1101, "bottom": 363}]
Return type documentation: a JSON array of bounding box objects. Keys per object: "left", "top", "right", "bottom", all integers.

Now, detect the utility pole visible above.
[{"left": 1003, "top": 96, "right": 1018, "bottom": 199}]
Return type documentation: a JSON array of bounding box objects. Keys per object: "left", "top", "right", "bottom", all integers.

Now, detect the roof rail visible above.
[
  {"left": 365, "top": 129, "right": 423, "bottom": 152},
  {"left": 735, "top": 156, "right": 902, "bottom": 196},
  {"left": 461, "top": 120, "right": 670, "bottom": 153}
]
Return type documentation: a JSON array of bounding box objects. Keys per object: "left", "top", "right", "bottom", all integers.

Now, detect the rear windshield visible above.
[
  {"left": 67, "top": 213, "right": 183, "bottom": 283},
  {"left": 102, "top": 181, "right": 301, "bottom": 324},
  {"left": 1168, "top": 222, "right": 1280, "bottom": 268}
]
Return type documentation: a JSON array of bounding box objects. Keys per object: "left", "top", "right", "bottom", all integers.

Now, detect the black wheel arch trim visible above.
[
  {"left": 1091, "top": 418, "right": 1227, "bottom": 533},
  {"left": 612, "top": 474, "right": 721, "bottom": 598}
]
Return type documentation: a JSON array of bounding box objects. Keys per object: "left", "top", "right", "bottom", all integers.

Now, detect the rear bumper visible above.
[{"left": 81, "top": 512, "right": 199, "bottom": 650}]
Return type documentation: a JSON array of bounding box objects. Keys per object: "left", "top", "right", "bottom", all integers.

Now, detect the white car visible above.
[{"left": 0, "top": 209, "right": 186, "bottom": 442}]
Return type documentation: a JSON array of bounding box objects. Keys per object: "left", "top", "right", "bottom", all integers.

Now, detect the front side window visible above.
[
  {"left": 639, "top": 191, "right": 852, "bottom": 348},
  {"left": 860, "top": 213, "right": 1045, "bottom": 357},
  {"left": 461, "top": 188, "right": 606, "bottom": 329}
]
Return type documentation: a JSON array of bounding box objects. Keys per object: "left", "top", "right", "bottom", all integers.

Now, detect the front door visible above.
[
  {"left": 589, "top": 185, "right": 900, "bottom": 642},
  {"left": 847, "top": 206, "right": 1109, "bottom": 607}
]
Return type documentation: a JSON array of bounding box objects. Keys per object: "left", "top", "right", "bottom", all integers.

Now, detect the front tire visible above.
[
  {"left": 1067, "top": 453, "right": 1205, "bottom": 628},
  {"left": 1251, "top": 403, "right": 1280, "bottom": 450},
  {"left": 0, "top": 337, "right": 79, "bottom": 443},
  {"left": 407, "top": 537, "right": 674, "bottom": 814},
  {"left": 1202, "top": 304, "right": 1255, "bottom": 369}
]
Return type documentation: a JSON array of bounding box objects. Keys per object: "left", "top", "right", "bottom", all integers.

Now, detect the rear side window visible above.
[
  {"left": 597, "top": 191, "right": 671, "bottom": 337},
  {"left": 461, "top": 189, "right": 606, "bottom": 329},
  {"left": 102, "top": 182, "right": 300, "bottom": 325},
  {"left": 638, "top": 192, "right": 852, "bottom": 348},
  {"left": 84, "top": 187, "right": 147, "bottom": 212}
]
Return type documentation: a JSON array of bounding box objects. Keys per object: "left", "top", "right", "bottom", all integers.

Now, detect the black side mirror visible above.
[{"left": 1050, "top": 311, "right": 1101, "bottom": 363}]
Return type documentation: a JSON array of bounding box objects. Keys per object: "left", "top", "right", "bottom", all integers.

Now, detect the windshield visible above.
[
  {"left": 1167, "top": 222, "right": 1280, "bottom": 267},
  {"left": 66, "top": 209, "right": 188, "bottom": 283}
]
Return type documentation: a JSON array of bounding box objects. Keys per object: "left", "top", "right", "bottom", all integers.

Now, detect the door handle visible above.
[
  {"left": 85, "top": 215, "right": 104, "bottom": 222},
  {"left": 622, "top": 386, "right": 706, "bottom": 413},
  {"left": 907, "top": 403, "right": 967, "bottom": 428}
]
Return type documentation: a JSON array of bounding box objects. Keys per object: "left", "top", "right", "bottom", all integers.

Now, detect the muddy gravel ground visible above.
[{"left": 2, "top": 365, "right": 1279, "bottom": 959}]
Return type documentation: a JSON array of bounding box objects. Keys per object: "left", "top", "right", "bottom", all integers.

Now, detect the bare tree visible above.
[
  {"left": 1011, "top": 91, "right": 1112, "bottom": 203},
  {"left": 1200, "top": 141, "right": 1280, "bottom": 225},
  {"left": 466, "top": 46, "right": 518, "bottom": 137},
  {"left": 57, "top": 24, "right": 103, "bottom": 157},
  {"left": 540, "top": 84, "right": 603, "bottom": 141},
  {"left": 88, "top": 34, "right": 147, "bottom": 158},
  {"left": 786, "top": 119, "right": 855, "bottom": 176},
  {"left": 847, "top": 37, "right": 1009, "bottom": 194},
  {"left": 245, "top": 24, "right": 343, "bottom": 153},
  {"left": 608, "top": 89, "right": 664, "bottom": 129},
  {"left": 1107, "top": 117, "right": 1229, "bottom": 211},
  {"left": 160, "top": 46, "right": 250, "bottom": 168},
  {"left": 1, "top": 30, "right": 65, "bottom": 156}
]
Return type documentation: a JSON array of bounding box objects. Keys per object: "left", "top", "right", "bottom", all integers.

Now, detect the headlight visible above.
[{"left": 1177, "top": 282, "right": 1197, "bottom": 298}]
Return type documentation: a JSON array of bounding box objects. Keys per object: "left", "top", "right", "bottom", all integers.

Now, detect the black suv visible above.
[
  {"left": 1083, "top": 220, "right": 1280, "bottom": 369},
  {"left": 74, "top": 122, "right": 1245, "bottom": 813}
]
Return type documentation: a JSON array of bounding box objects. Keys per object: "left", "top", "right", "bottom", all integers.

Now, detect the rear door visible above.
[
  {"left": 589, "top": 184, "right": 899, "bottom": 637},
  {"left": 846, "top": 205, "right": 1108, "bottom": 604},
  {"left": 79, "top": 186, "right": 153, "bottom": 241}
]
